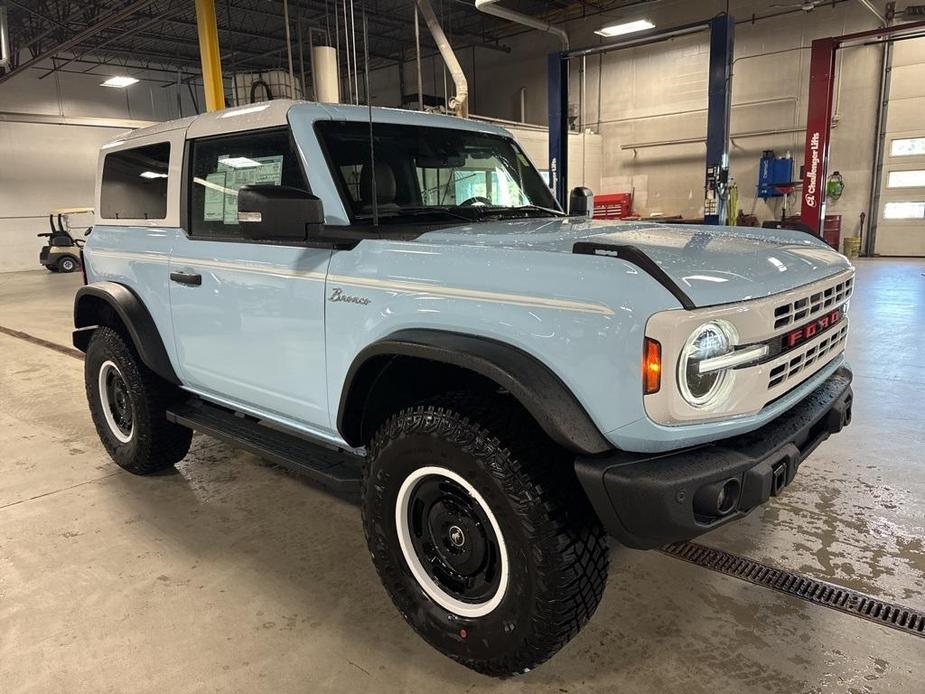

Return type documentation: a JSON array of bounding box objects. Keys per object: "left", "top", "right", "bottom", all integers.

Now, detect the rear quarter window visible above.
[{"left": 100, "top": 142, "right": 170, "bottom": 220}]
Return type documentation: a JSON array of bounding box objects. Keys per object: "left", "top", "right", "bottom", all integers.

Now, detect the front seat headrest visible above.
[{"left": 359, "top": 160, "right": 397, "bottom": 205}]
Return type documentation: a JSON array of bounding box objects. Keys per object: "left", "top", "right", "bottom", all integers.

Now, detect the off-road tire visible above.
[
  {"left": 85, "top": 326, "right": 192, "bottom": 474},
  {"left": 362, "top": 393, "right": 609, "bottom": 677}
]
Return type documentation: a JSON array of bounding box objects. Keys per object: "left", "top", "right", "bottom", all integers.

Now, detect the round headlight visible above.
[{"left": 678, "top": 321, "right": 735, "bottom": 407}]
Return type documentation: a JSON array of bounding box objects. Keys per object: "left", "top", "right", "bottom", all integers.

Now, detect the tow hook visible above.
[{"left": 771, "top": 461, "right": 788, "bottom": 496}]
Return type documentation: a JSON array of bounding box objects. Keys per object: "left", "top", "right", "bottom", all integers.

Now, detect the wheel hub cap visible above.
[
  {"left": 395, "top": 467, "right": 509, "bottom": 618},
  {"left": 98, "top": 361, "right": 134, "bottom": 443}
]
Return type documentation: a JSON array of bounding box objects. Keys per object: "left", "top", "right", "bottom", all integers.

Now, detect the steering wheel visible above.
[{"left": 458, "top": 196, "right": 492, "bottom": 207}]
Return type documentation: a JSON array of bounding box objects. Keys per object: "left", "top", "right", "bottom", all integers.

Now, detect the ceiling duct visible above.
[
  {"left": 415, "top": 0, "right": 468, "bottom": 117},
  {"left": 474, "top": 0, "right": 569, "bottom": 49},
  {"left": 312, "top": 45, "right": 340, "bottom": 103}
]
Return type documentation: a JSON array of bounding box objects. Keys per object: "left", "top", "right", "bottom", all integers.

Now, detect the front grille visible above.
[
  {"left": 773, "top": 275, "right": 853, "bottom": 330},
  {"left": 768, "top": 324, "right": 849, "bottom": 389}
]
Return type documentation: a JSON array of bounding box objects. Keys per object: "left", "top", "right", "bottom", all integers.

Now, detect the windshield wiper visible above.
[
  {"left": 485, "top": 205, "right": 566, "bottom": 219},
  {"left": 355, "top": 206, "right": 475, "bottom": 223}
]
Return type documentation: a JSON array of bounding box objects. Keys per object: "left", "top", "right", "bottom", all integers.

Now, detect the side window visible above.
[
  {"left": 188, "top": 128, "right": 307, "bottom": 239},
  {"left": 100, "top": 142, "right": 170, "bottom": 220}
]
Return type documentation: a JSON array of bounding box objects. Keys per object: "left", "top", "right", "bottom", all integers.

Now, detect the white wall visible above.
[{"left": 0, "top": 66, "right": 202, "bottom": 272}]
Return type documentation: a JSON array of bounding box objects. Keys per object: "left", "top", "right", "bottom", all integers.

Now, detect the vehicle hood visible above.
[{"left": 417, "top": 218, "right": 853, "bottom": 308}]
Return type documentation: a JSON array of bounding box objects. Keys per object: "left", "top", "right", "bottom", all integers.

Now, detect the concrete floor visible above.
[{"left": 1, "top": 259, "right": 923, "bottom": 693}]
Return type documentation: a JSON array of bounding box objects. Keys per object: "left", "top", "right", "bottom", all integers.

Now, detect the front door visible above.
[{"left": 169, "top": 127, "right": 333, "bottom": 434}]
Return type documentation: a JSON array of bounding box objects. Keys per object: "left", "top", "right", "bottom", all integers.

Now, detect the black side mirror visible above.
[
  {"left": 569, "top": 187, "right": 594, "bottom": 218},
  {"left": 237, "top": 184, "right": 324, "bottom": 242}
]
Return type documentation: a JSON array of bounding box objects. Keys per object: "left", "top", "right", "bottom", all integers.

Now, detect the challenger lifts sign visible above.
[{"left": 804, "top": 132, "right": 821, "bottom": 209}]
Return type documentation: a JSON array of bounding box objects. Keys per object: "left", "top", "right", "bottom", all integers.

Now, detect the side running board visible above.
[
  {"left": 572, "top": 242, "right": 695, "bottom": 310},
  {"left": 167, "top": 399, "right": 363, "bottom": 493}
]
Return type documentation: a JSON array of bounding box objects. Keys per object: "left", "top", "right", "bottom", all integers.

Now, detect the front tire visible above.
[
  {"left": 57, "top": 256, "right": 78, "bottom": 273},
  {"left": 85, "top": 326, "right": 192, "bottom": 474},
  {"left": 362, "top": 394, "right": 609, "bottom": 676}
]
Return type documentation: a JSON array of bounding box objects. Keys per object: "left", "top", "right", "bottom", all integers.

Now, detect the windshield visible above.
[{"left": 316, "top": 121, "right": 560, "bottom": 223}]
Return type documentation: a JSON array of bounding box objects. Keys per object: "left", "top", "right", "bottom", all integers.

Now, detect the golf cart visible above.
[{"left": 38, "top": 207, "right": 92, "bottom": 273}]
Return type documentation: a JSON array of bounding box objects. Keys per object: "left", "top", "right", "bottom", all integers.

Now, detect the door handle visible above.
[{"left": 170, "top": 271, "right": 202, "bottom": 286}]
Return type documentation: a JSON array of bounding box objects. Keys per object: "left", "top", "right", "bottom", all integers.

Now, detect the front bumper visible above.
[{"left": 575, "top": 367, "right": 853, "bottom": 549}]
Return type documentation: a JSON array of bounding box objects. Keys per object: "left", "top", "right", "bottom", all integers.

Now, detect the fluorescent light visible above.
[
  {"left": 139, "top": 171, "right": 167, "bottom": 179},
  {"left": 101, "top": 75, "right": 139, "bottom": 88},
  {"left": 595, "top": 19, "right": 655, "bottom": 38},
  {"left": 218, "top": 156, "right": 261, "bottom": 169}
]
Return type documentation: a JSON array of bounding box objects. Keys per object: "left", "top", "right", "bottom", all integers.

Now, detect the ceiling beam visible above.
[
  {"left": 38, "top": 1, "right": 188, "bottom": 79},
  {"left": 0, "top": 0, "right": 159, "bottom": 87}
]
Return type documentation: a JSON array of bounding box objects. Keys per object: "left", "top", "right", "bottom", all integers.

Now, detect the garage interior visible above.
[{"left": 1, "top": 1, "right": 924, "bottom": 692}]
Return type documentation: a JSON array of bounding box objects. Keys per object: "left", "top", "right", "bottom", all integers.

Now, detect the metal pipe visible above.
[
  {"left": 283, "top": 0, "right": 296, "bottom": 98},
  {"left": 857, "top": 0, "right": 886, "bottom": 24},
  {"left": 519, "top": 86, "right": 526, "bottom": 122},
  {"left": 362, "top": 4, "right": 377, "bottom": 226},
  {"left": 0, "top": 6, "right": 10, "bottom": 69},
  {"left": 474, "top": 0, "right": 568, "bottom": 50},
  {"left": 415, "top": 0, "right": 468, "bottom": 117},
  {"left": 414, "top": 4, "right": 424, "bottom": 111},
  {"left": 350, "top": 0, "right": 359, "bottom": 103},
  {"left": 342, "top": 0, "right": 352, "bottom": 104},
  {"left": 298, "top": 9, "right": 307, "bottom": 98},
  {"left": 621, "top": 125, "right": 829, "bottom": 151},
  {"left": 334, "top": 0, "right": 341, "bottom": 99},
  {"left": 598, "top": 96, "right": 798, "bottom": 126}
]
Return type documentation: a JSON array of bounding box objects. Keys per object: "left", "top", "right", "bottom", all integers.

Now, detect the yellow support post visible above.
[{"left": 195, "top": 0, "right": 225, "bottom": 111}]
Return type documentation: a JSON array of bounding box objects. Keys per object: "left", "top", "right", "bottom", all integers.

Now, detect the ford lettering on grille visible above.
[{"left": 782, "top": 308, "right": 842, "bottom": 351}]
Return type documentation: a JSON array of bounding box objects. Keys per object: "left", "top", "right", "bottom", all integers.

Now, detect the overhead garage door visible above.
[{"left": 875, "top": 38, "right": 925, "bottom": 256}]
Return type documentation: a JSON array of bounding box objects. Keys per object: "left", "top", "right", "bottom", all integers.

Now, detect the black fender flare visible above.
[
  {"left": 337, "top": 329, "right": 612, "bottom": 456},
  {"left": 72, "top": 282, "right": 180, "bottom": 385}
]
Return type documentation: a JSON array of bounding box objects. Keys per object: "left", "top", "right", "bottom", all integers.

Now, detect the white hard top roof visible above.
[{"left": 102, "top": 99, "right": 512, "bottom": 148}]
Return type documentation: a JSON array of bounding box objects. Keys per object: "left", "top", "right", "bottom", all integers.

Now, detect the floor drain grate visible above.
[
  {"left": 0, "top": 325, "right": 84, "bottom": 360},
  {"left": 660, "top": 541, "right": 925, "bottom": 638}
]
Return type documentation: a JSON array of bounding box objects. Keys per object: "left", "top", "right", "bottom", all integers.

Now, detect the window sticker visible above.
[
  {"left": 202, "top": 154, "right": 284, "bottom": 224},
  {"left": 203, "top": 172, "right": 228, "bottom": 221}
]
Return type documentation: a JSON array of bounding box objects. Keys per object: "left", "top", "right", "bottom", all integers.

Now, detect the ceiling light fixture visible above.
[
  {"left": 139, "top": 171, "right": 167, "bottom": 179},
  {"left": 594, "top": 19, "right": 655, "bottom": 38},
  {"left": 218, "top": 156, "right": 262, "bottom": 169},
  {"left": 101, "top": 75, "right": 139, "bottom": 88}
]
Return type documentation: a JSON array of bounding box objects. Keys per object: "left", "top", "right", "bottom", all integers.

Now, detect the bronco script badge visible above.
[{"left": 328, "top": 287, "right": 371, "bottom": 305}]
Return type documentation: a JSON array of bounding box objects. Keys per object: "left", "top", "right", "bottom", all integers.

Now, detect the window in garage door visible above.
[{"left": 874, "top": 38, "right": 925, "bottom": 256}]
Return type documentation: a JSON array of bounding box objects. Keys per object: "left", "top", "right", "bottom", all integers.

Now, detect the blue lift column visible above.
[
  {"left": 548, "top": 51, "right": 569, "bottom": 209},
  {"left": 704, "top": 14, "right": 734, "bottom": 225}
]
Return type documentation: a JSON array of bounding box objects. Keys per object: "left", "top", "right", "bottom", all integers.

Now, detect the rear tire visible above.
[
  {"left": 85, "top": 326, "right": 192, "bottom": 474},
  {"left": 362, "top": 393, "right": 609, "bottom": 676}
]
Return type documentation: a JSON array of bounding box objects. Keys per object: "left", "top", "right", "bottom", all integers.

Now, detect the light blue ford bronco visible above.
[{"left": 74, "top": 100, "right": 854, "bottom": 676}]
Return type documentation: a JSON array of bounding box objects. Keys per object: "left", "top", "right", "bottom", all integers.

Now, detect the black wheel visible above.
[
  {"left": 57, "top": 256, "right": 78, "bottom": 273},
  {"left": 362, "top": 393, "right": 609, "bottom": 676},
  {"left": 85, "top": 326, "right": 192, "bottom": 474}
]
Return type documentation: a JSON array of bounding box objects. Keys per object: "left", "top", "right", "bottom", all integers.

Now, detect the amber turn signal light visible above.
[{"left": 643, "top": 338, "right": 661, "bottom": 394}]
